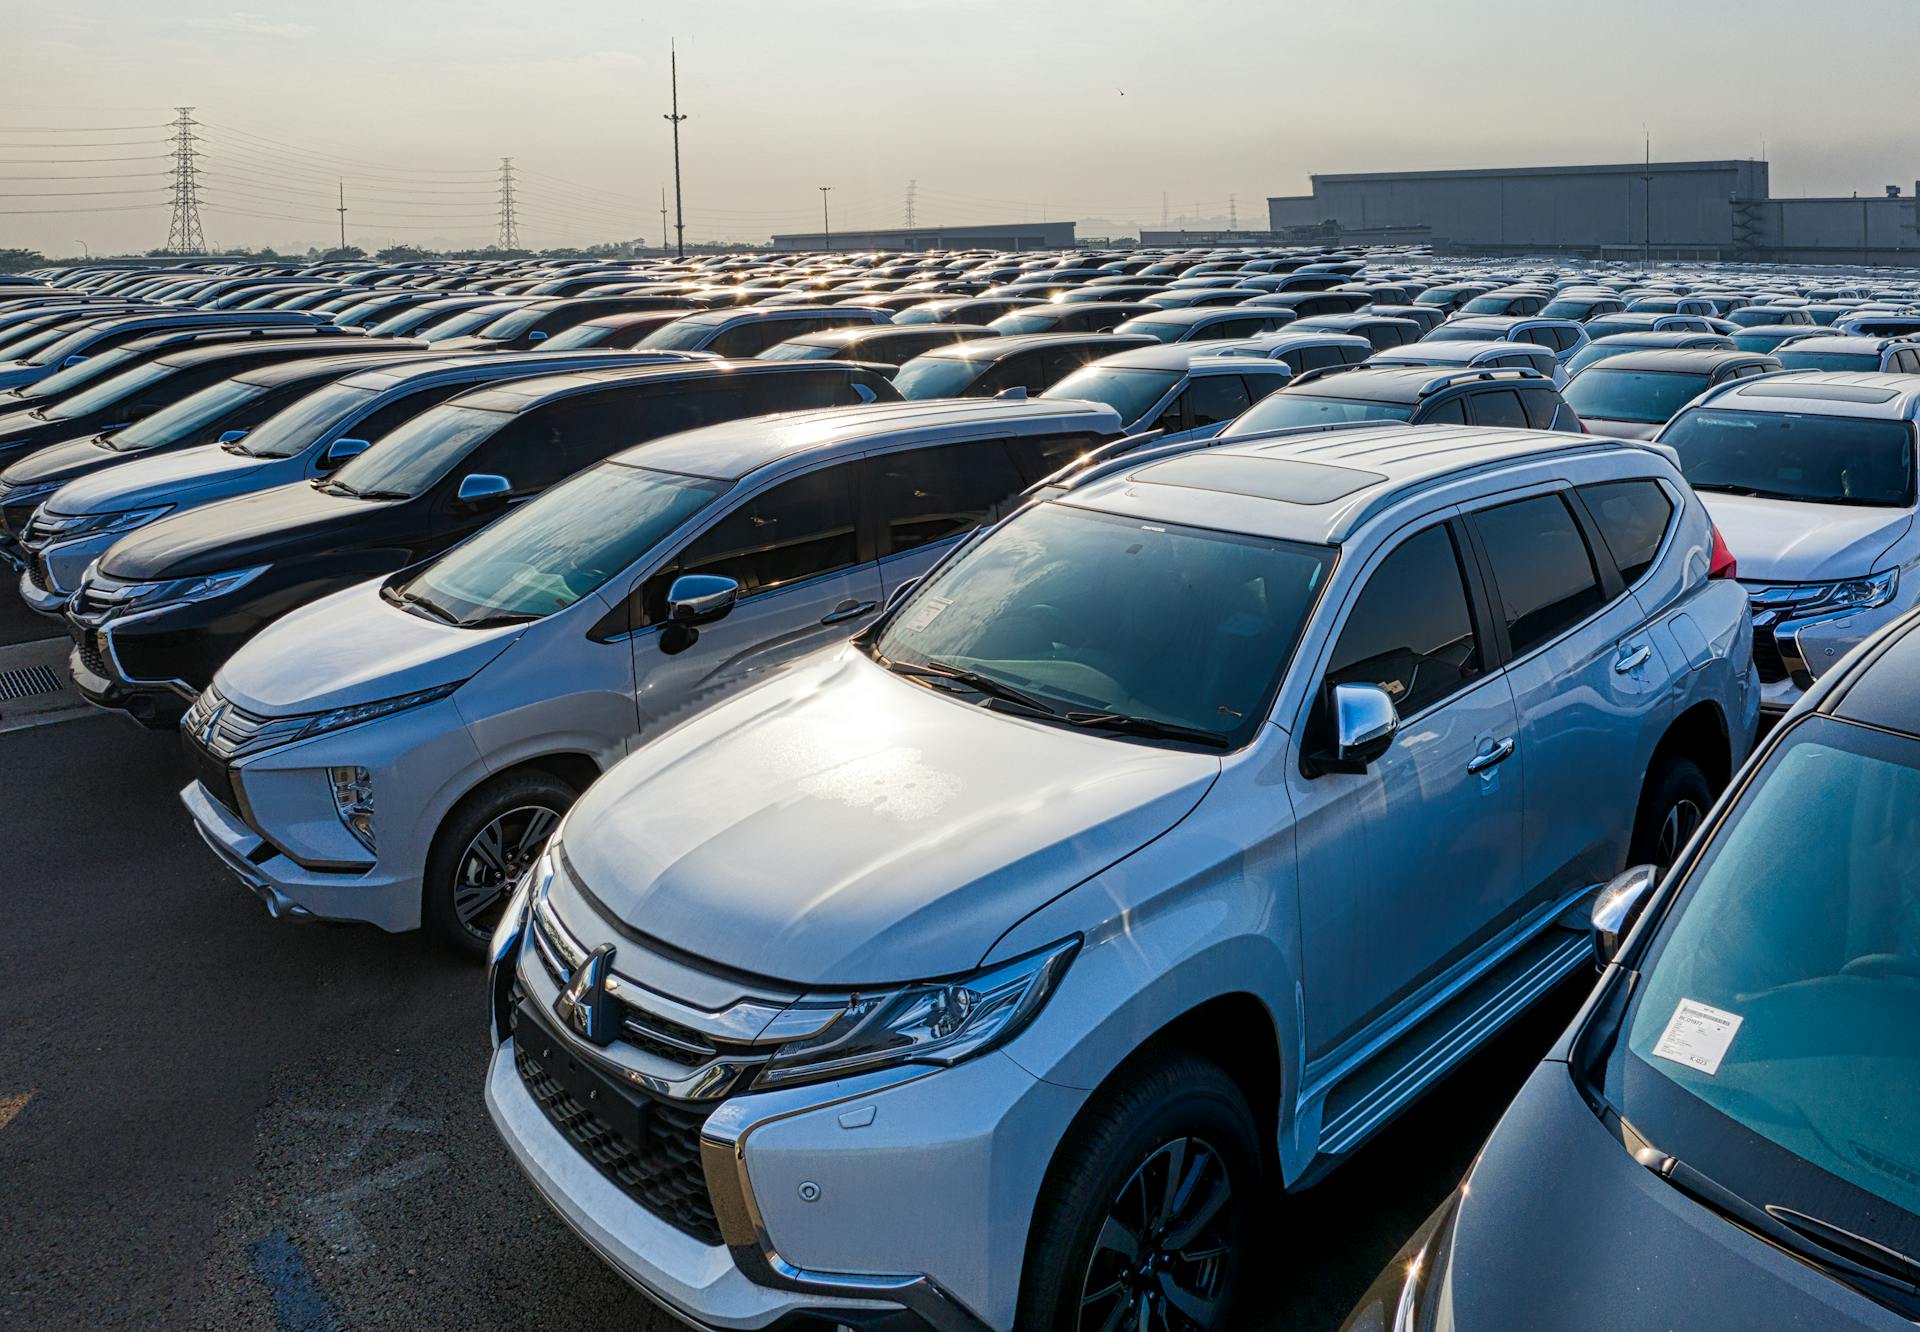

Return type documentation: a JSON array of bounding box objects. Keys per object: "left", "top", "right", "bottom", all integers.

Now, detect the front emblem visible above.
[
  {"left": 554, "top": 943, "right": 619, "bottom": 1046},
  {"left": 199, "top": 701, "right": 226, "bottom": 750}
]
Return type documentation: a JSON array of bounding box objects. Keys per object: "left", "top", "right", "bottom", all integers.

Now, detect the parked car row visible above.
[{"left": 9, "top": 243, "right": 1920, "bottom": 1329}]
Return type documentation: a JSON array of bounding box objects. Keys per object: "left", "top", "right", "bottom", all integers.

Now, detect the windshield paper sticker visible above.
[
  {"left": 1651, "top": 998, "right": 1743, "bottom": 1075},
  {"left": 898, "top": 595, "right": 950, "bottom": 634}
]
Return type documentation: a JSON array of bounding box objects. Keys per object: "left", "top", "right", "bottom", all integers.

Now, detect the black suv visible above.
[
  {"left": 892, "top": 332, "right": 1157, "bottom": 400},
  {"left": 66, "top": 359, "right": 897, "bottom": 726},
  {"left": 1221, "top": 365, "right": 1584, "bottom": 435}
]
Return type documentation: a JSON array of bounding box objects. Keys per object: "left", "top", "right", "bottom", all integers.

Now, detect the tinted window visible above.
[
  {"left": 1243, "top": 374, "right": 1286, "bottom": 405},
  {"left": 1518, "top": 389, "right": 1561, "bottom": 430},
  {"left": 1580, "top": 479, "right": 1674, "bottom": 584},
  {"left": 672, "top": 464, "right": 859, "bottom": 595},
  {"left": 1665, "top": 409, "right": 1916, "bottom": 508},
  {"left": 1417, "top": 397, "right": 1467, "bottom": 424},
  {"left": 867, "top": 440, "right": 1028, "bottom": 556},
  {"left": 1328, "top": 524, "right": 1481, "bottom": 715},
  {"left": 1475, "top": 494, "right": 1605, "bottom": 656},
  {"left": 1006, "top": 431, "right": 1106, "bottom": 485},
  {"left": 1468, "top": 389, "right": 1529, "bottom": 428},
  {"left": 1186, "top": 374, "right": 1252, "bottom": 426}
]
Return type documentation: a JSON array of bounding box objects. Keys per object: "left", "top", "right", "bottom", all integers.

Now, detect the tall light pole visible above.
[
  {"left": 663, "top": 41, "right": 688, "bottom": 259},
  {"left": 73, "top": 239, "right": 89, "bottom": 259},
  {"left": 818, "top": 186, "right": 832, "bottom": 250}
]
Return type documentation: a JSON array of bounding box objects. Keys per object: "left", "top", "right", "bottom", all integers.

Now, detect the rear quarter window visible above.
[{"left": 1579, "top": 479, "right": 1676, "bottom": 584}]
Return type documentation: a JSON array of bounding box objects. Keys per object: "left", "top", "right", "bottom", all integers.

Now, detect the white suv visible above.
[{"left": 1656, "top": 371, "right": 1920, "bottom": 715}]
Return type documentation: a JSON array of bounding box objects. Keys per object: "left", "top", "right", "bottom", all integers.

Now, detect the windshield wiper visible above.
[
  {"left": 1062, "top": 711, "right": 1231, "bottom": 749},
  {"left": 882, "top": 657, "right": 1058, "bottom": 715},
  {"left": 1691, "top": 483, "right": 1805, "bottom": 502},
  {"left": 382, "top": 584, "right": 458, "bottom": 624},
  {"left": 1636, "top": 1144, "right": 1920, "bottom": 1316},
  {"left": 313, "top": 477, "right": 358, "bottom": 496},
  {"left": 219, "top": 439, "right": 255, "bottom": 457},
  {"left": 458, "top": 611, "right": 539, "bottom": 630}
]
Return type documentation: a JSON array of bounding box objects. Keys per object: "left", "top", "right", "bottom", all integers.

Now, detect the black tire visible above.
[
  {"left": 1628, "top": 754, "right": 1712, "bottom": 871},
  {"left": 423, "top": 770, "right": 576, "bottom": 957},
  {"left": 1018, "top": 1053, "right": 1259, "bottom": 1332}
]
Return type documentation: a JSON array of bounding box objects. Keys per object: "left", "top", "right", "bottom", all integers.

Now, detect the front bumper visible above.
[
  {"left": 66, "top": 617, "right": 195, "bottom": 727},
  {"left": 1747, "top": 584, "right": 1911, "bottom": 713}
]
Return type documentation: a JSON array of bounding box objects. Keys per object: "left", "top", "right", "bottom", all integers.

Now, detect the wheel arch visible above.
[{"left": 1651, "top": 698, "right": 1732, "bottom": 793}]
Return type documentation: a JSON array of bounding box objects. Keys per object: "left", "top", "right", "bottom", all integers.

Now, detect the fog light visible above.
[{"left": 328, "top": 765, "right": 375, "bottom": 853}]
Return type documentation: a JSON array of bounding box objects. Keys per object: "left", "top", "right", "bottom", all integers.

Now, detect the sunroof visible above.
[{"left": 1131, "top": 454, "right": 1384, "bottom": 504}]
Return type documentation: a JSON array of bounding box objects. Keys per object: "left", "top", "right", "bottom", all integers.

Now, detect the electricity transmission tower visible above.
[
  {"left": 496, "top": 157, "right": 520, "bottom": 250},
  {"left": 164, "top": 106, "right": 206, "bottom": 254},
  {"left": 904, "top": 179, "right": 918, "bottom": 228}
]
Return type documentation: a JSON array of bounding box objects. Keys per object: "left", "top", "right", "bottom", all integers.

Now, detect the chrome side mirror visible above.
[
  {"left": 319, "top": 437, "right": 369, "bottom": 471},
  {"left": 666, "top": 574, "right": 739, "bottom": 626},
  {"left": 1326, "top": 682, "right": 1399, "bottom": 773},
  {"left": 217, "top": 429, "right": 249, "bottom": 444},
  {"left": 1591, "top": 864, "right": 1659, "bottom": 966},
  {"left": 455, "top": 473, "right": 512, "bottom": 510}
]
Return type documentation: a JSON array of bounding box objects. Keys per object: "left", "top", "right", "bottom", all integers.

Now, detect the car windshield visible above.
[
  {"left": 1606, "top": 718, "right": 1920, "bottom": 1268},
  {"left": 1776, "top": 350, "right": 1881, "bottom": 372},
  {"left": 1665, "top": 408, "right": 1916, "bottom": 506},
  {"left": 1541, "top": 300, "right": 1603, "bottom": 319},
  {"left": 1459, "top": 296, "right": 1516, "bottom": 314},
  {"left": 368, "top": 305, "right": 462, "bottom": 338},
  {"left": 1423, "top": 325, "right": 1504, "bottom": 343},
  {"left": 758, "top": 340, "right": 838, "bottom": 361},
  {"left": 238, "top": 381, "right": 381, "bottom": 459},
  {"left": 1118, "top": 322, "right": 1188, "bottom": 344},
  {"left": 1563, "top": 370, "right": 1712, "bottom": 425},
  {"left": 39, "top": 360, "right": 173, "bottom": 421},
  {"left": 10, "top": 343, "right": 142, "bottom": 401},
  {"left": 636, "top": 312, "right": 729, "bottom": 350},
  {"left": 472, "top": 305, "right": 552, "bottom": 341},
  {"left": 420, "top": 306, "right": 522, "bottom": 342},
  {"left": 106, "top": 378, "right": 269, "bottom": 452},
  {"left": 394, "top": 462, "right": 724, "bottom": 627},
  {"left": 1566, "top": 340, "right": 1657, "bottom": 377},
  {"left": 1225, "top": 392, "right": 1412, "bottom": 433},
  {"left": 871, "top": 502, "right": 1332, "bottom": 748},
  {"left": 1042, "top": 365, "right": 1180, "bottom": 425},
  {"left": 324, "top": 403, "right": 505, "bottom": 499},
  {"left": 11, "top": 326, "right": 91, "bottom": 364},
  {"left": 540, "top": 323, "right": 614, "bottom": 351},
  {"left": 891, "top": 353, "right": 987, "bottom": 399}
]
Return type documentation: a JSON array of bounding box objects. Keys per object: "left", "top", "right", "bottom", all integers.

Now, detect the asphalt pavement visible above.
[{"left": 0, "top": 594, "right": 1585, "bottom": 1330}]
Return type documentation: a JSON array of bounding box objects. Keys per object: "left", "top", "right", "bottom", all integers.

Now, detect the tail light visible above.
[{"left": 1708, "top": 523, "right": 1738, "bottom": 581}]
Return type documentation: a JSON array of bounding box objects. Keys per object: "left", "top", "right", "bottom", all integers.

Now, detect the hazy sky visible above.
[{"left": 5, "top": 0, "right": 1918, "bottom": 256}]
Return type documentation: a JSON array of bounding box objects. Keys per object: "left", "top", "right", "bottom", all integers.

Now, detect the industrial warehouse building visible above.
[
  {"left": 1268, "top": 159, "right": 1920, "bottom": 266},
  {"left": 769, "top": 220, "right": 1076, "bottom": 251}
]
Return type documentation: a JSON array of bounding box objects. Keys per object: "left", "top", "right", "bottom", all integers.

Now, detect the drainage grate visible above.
[{"left": 0, "top": 664, "right": 61, "bottom": 703}]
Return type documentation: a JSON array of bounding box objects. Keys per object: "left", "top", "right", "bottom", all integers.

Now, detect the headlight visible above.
[
  {"left": 328, "top": 765, "right": 375, "bottom": 852},
  {"left": 1823, "top": 568, "right": 1900, "bottom": 611},
  {"left": 110, "top": 564, "right": 269, "bottom": 610},
  {"left": 37, "top": 504, "right": 173, "bottom": 542},
  {"left": 0, "top": 479, "right": 60, "bottom": 507},
  {"left": 752, "top": 938, "right": 1079, "bottom": 1091},
  {"left": 488, "top": 849, "right": 548, "bottom": 1047},
  {"left": 296, "top": 680, "right": 463, "bottom": 743}
]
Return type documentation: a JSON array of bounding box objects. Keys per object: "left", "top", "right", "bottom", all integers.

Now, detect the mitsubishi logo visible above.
[
  {"left": 554, "top": 943, "right": 619, "bottom": 1046},
  {"left": 199, "top": 700, "right": 226, "bottom": 749}
]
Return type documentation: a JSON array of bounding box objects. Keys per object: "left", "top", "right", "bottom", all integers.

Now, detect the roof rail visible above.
[{"left": 1416, "top": 366, "right": 1547, "bottom": 396}]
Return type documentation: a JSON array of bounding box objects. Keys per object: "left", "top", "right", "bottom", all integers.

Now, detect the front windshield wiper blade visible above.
[
  {"left": 882, "top": 657, "right": 1058, "bottom": 715},
  {"left": 383, "top": 584, "right": 458, "bottom": 625},
  {"left": 1062, "top": 711, "right": 1232, "bottom": 749},
  {"left": 1636, "top": 1144, "right": 1920, "bottom": 1315},
  {"left": 457, "top": 611, "right": 539, "bottom": 630},
  {"left": 1769, "top": 1205, "right": 1920, "bottom": 1290},
  {"left": 1691, "top": 483, "right": 1805, "bottom": 502}
]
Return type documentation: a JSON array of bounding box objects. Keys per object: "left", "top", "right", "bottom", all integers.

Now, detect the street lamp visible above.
[
  {"left": 73, "top": 239, "right": 89, "bottom": 259},
  {"left": 818, "top": 186, "right": 832, "bottom": 251}
]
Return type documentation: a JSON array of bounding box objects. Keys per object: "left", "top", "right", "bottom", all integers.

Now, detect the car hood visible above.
[
  {"left": 46, "top": 442, "right": 279, "bottom": 517},
  {"left": 560, "top": 647, "right": 1220, "bottom": 986},
  {"left": 1421, "top": 1066, "right": 1905, "bottom": 1330},
  {"left": 100, "top": 480, "right": 381, "bottom": 580},
  {"left": 1701, "top": 492, "right": 1913, "bottom": 582},
  {"left": 214, "top": 578, "right": 521, "bottom": 714},
  {"left": 2, "top": 432, "right": 124, "bottom": 488}
]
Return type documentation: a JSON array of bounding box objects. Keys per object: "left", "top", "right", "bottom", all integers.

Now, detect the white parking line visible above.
[{"left": 0, "top": 1090, "right": 33, "bottom": 1132}]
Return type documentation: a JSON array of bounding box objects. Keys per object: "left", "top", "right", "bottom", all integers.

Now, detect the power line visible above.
[
  {"left": 164, "top": 106, "right": 206, "bottom": 254},
  {"left": 0, "top": 201, "right": 167, "bottom": 215},
  {"left": 0, "top": 153, "right": 170, "bottom": 163}
]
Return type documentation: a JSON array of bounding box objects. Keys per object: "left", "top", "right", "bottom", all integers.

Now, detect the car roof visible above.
[
  {"left": 333, "top": 350, "right": 683, "bottom": 393},
  {"left": 1066, "top": 424, "right": 1628, "bottom": 545},
  {"left": 1776, "top": 335, "right": 1897, "bottom": 354},
  {"left": 1586, "top": 330, "right": 1727, "bottom": 347},
  {"left": 1123, "top": 306, "right": 1275, "bottom": 326},
  {"left": 1700, "top": 370, "right": 1920, "bottom": 416},
  {"left": 917, "top": 331, "right": 1156, "bottom": 361},
  {"left": 154, "top": 338, "right": 419, "bottom": 369},
  {"left": 1578, "top": 349, "right": 1765, "bottom": 372},
  {"left": 788, "top": 324, "right": 995, "bottom": 347},
  {"left": 229, "top": 349, "right": 443, "bottom": 386},
  {"left": 449, "top": 358, "right": 856, "bottom": 413},
  {"left": 1288, "top": 365, "right": 1542, "bottom": 402},
  {"left": 1088, "top": 342, "right": 1290, "bottom": 373},
  {"left": 610, "top": 397, "right": 1122, "bottom": 481},
  {"left": 1371, "top": 340, "right": 1548, "bottom": 365}
]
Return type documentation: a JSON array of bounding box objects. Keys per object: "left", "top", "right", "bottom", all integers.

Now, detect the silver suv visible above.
[{"left": 487, "top": 423, "right": 1759, "bottom": 1330}]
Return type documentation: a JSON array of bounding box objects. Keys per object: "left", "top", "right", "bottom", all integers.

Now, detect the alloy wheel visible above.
[
  {"left": 1076, "top": 1136, "right": 1235, "bottom": 1332},
  {"left": 451, "top": 804, "right": 559, "bottom": 939},
  {"left": 1656, "top": 796, "right": 1705, "bottom": 867}
]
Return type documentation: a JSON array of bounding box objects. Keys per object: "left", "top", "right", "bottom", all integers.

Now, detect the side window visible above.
[
  {"left": 354, "top": 383, "right": 469, "bottom": 440},
  {"left": 1150, "top": 391, "right": 1187, "bottom": 434},
  {"left": 1416, "top": 396, "right": 1467, "bottom": 424},
  {"left": 1327, "top": 524, "right": 1482, "bottom": 715},
  {"left": 1286, "top": 346, "right": 1331, "bottom": 373},
  {"left": 1520, "top": 327, "right": 1558, "bottom": 350},
  {"left": 468, "top": 394, "right": 635, "bottom": 494},
  {"left": 1005, "top": 430, "right": 1107, "bottom": 484},
  {"left": 1467, "top": 389, "right": 1528, "bottom": 429},
  {"left": 1242, "top": 373, "right": 1286, "bottom": 405},
  {"left": 708, "top": 318, "right": 800, "bottom": 357},
  {"left": 1037, "top": 346, "right": 1099, "bottom": 390},
  {"left": 1578, "top": 479, "right": 1675, "bottom": 584},
  {"left": 1185, "top": 374, "right": 1252, "bottom": 427},
  {"left": 670, "top": 464, "right": 859, "bottom": 597},
  {"left": 1473, "top": 494, "right": 1606, "bottom": 656},
  {"left": 740, "top": 370, "right": 870, "bottom": 414},
  {"left": 1517, "top": 389, "right": 1561, "bottom": 430},
  {"left": 1340, "top": 343, "right": 1372, "bottom": 366},
  {"left": 865, "top": 440, "right": 1028, "bottom": 556}
]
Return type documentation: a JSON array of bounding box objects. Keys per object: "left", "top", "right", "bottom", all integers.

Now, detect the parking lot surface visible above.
[{"left": 0, "top": 597, "right": 1581, "bottom": 1331}]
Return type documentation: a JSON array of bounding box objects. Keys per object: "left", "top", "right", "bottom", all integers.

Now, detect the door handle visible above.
[
  {"left": 1466, "top": 737, "right": 1516, "bottom": 775},
  {"left": 1614, "top": 644, "right": 1653, "bottom": 674},
  {"left": 819, "top": 599, "right": 877, "bottom": 626}
]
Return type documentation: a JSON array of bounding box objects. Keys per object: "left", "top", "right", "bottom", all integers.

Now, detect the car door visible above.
[
  {"left": 1286, "top": 518, "right": 1526, "bottom": 1061},
  {"left": 628, "top": 460, "right": 882, "bottom": 738},
  {"left": 1463, "top": 487, "right": 1672, "bottom": 914}
]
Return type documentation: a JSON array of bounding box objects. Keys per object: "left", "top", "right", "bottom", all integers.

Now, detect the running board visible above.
[{"left": 1316, "top": 932, "right": 1590, "bottom": 1158}]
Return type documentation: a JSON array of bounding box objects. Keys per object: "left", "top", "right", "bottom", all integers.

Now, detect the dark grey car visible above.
[{"left": 1344, "top": 607, "right": 1920, "bottom": 1331}]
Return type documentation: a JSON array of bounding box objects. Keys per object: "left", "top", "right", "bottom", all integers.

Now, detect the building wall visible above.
[
  {"left": 768, "top": 222, "right": 1076, "bottom": 252},
  {"left": 1745, "top": 196, "right": 1920, "bottom": 266}
]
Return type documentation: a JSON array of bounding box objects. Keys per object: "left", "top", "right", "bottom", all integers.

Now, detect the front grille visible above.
[
  {"left": 1752, "top": 625, "right": 1787, "bottom": 683},
  {"left": 25, "top": 559, "right": 49, "bottom": 593},
  {"left": 75, "top": 630, "right": 110, "bottom": 681},
  {"left": 183, "top": 686, "right": 309, "bottom": 760},
  {"left": 528, "top": 908, "right": 721, "bottom": 1071},
  {"left": 514, "top": 1029, "right": 721, "bottom": 1245}
]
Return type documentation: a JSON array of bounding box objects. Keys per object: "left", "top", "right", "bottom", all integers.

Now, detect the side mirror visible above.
[
  {"left": 884, "top": 575, "right": 921, "bottom": 611},
  {"left": 1321, "top": 682, "right": 1399, "bottom": 774},
  {"left": 1591, "top": 864, "right": 1659, "bottom": 967},
  {"left": 63, "top": 353, "right": 89, "bottom": 367},
  {"left": 660, "top": 574, "right": 739, "bottom": 655},
  {"left": 455, "top": 473, "right": 512, "bottom": 511},
  {"left": 319, "top": 437, "right": 370, "bottom": 471},
  {"left": 217, "top": 429, "right": 249, "bottom": 444},
  {"left": 527, "top": 329, "right": 548, "bottom": 341}
]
